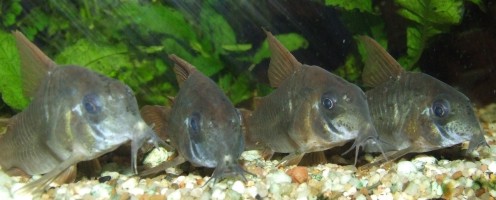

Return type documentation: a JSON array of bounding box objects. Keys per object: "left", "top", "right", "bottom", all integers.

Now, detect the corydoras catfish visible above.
[
  {"left": 359, "top": 36, "right": 487, "bottom": 162},
  {"left": 243, "top": 31, "right": 383, "bottom": 166},
  {"left": 140, "top": 55, "right": 247, "bottom": 182},
  {"left": 0, "top": 31, "right": 163, "bottom": 196}
]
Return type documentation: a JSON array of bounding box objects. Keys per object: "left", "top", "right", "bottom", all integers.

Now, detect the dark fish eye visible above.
[
  {"left": 189, "top": 112, "right": 201, "bottom": 134},
  {"left": 83, "top": 94, "right": 102, "bottom": 114},
  {"left": 321, "top": 93, "right": 335, "bottom": 110},
  {"left": 432, "top": 99, "right": 450, "bottom": 118}
]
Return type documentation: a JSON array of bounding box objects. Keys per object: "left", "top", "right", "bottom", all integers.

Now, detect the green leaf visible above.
[
  {"left": 396, "top": 0, "right": 464, "bottom": 26},
  {"left": 325, "top": 0, "right": 374, "bottom": 13},
  {"left": 395, "top": 0, "right": 464, "bottom": 70},
  {"left": 334, "top": 54, "right": 361, "bottom": 83},
  {"left": 115, "top": 3, "right": 197, "bottom": 41},
  {"left": 222, "top": 44, "right": 252, "bottom": 52},
  {"left": 0, "top": 31, "right": 30, "bottom": 110},
  {"left": 54, "top": 39, "right": 130, "bottom": 78},
  {"left": 199, "top": 4, "right": 237, "bottom": 55},
  {"left": 218, "top": 73, "right": 252, "bottom": 105},
  {"left": 253, "top": 33, "right": 308, "bottom": 65}
]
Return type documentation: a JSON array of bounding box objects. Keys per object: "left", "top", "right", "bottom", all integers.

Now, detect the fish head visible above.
[
  {"left": 414, "top": 73, "right": 486, "bottom": 152},
  {"left": 46, "top": 66, "right": 159, "bottom": 172},
  {"left": 293, "top": 66, "right": 378, "bottom": 153},
  {"left": 170, "top": 71, "right": 245, "bottom": 174}
]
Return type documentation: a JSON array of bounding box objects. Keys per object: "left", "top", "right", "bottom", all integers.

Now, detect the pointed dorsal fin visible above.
[
  {"left": 12, "top": 31, "right": 56, "bottom": 99},
  {"left": 358, "top": 36, "right": 404, "bottom": 87},
  {"left": 168, "top": 54, "right": 197, "bottom": 88},
  {"left": 265, "top": 30, "right": 302, "bottom": 88}
]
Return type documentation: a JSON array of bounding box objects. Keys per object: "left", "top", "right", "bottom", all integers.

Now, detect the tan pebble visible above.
[
  {"left": 148, "top": 194, "right": 166, "bottom": 200},
  {"left": 119, "top": 192, "right": 130, "bottom": 200},
  {"left": 286, "top": 166, "right": 308, "bottom": 184},
  {"left": 435, "top": 174, "right": 445, "bottom": 183},
  {"left": 475, "top": 188, "right": 487, "bottom": 197},
  {"left": 196, "top": 178, "right": 204, "bottom": 186},
  {"left": 481, "top": 164, "right": 489, "bottom": 172},
  {"left": 360, "top": 187, "right": 369, "bottom": 196},
  {"left": 451, "top": 171, "right": 463, "bottom": 180}
]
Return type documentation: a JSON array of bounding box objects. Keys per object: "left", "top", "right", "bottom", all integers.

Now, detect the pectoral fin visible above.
[
  {"left": 277, "top": 152, "right": 305, "bottom": 167},
  {"left": 299, "top": 151, "right": 327, "bottom": 166},
  {"left": 14, "top": 155, "right": 84, "bottom": 198},
  {"left": 140, "top": 105, "right": 170, "bottom": 141}
]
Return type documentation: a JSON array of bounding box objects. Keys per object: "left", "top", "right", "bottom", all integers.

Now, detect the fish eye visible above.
[
  {"left": 83, "top": 93, "right": 102, "bottom": 114},
  {"left": 188, "top": 112, "right": 201, "bottom": 134},
  {"left": 321, "top": 93, "right": 335, "bottom": 110},
  {"left": 432, "top": 99, "right": 450, "bottom": 118}
]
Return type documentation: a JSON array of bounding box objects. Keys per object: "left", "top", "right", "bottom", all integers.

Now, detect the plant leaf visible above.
[
  {"left": 0, "top": 31, "right": 30, "bottom": 110},
  {"left": 325, "top": 0, "right": 374, "bottom": 13}
]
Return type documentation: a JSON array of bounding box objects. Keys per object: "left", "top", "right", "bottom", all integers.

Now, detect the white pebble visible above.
[
  {"left": 231, "top": 181, "right": 245, "bottom": 194},
  {"left": 121, "top": 177, "right": 138, "bottom": 190},
  {"left": 396, "top": 161, "right": 417, "bottom": 175},
  {"left": 241, "top": 150, "right": 262, "bottom": 161},
  {"left": 143, "top": 147, "right": 171, "bottom": 168},
  {"left": 100, "top": 171, "right": 120, "bottom": 180},
  {"left": 167, "top": 190, "right": 181, "bottom": 200},
  {"left": 245, "top": 186, "right": 258, "bottom": 198},
  {"left": 211, "top": 188, "right": 226, "bottom": 200},
  {"left": 488, "top": 162, "right": 496, "bottom": 173},
  {"left": 266, "top": 171, "right": 292, "bottom": 184}
]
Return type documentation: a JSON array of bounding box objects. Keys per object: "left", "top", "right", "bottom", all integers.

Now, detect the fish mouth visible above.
[
  {"left": 342, "top": 123, "right": 387, "bottom": 165},
  {"left": 205, "top": 155, "right": 253, "bottom": 185}
]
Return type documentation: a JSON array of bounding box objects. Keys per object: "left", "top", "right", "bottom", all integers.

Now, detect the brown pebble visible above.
[
  {"left": 435, "top": 174, "right": 445, "bottom": 184},
  {"left": 286, "top": 166, "right": 308, "bottom": 183},
  {"left": 451, "top": 171, "right": 463, "bottom": 180},
  {"left": 476, "top": 188, "right": 487, "bottom": 197},
  {"left": 481, "top": 164, "right": 488, "bottom": 172}
]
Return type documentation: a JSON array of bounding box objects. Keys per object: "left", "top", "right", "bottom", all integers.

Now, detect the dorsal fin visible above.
[
  {"left": 169, "top": 54, "right": 197, "bottom": 88},
  {"left": 358, "top": 36, "right": 404, "bottom": 87},
  {"left": 12, "top": 31, "right": 56, "bottom": 99},
  {"left": 265, "top": 30, "right": 302, "bottom": 88}
]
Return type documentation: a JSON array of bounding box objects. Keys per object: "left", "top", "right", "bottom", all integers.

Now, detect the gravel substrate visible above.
[{"left": 1, "top": 104, "right": 496, "bottom": 199}]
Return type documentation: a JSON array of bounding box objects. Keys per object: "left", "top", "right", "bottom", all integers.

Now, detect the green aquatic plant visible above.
[
  {"left": 0, "top": 1, "right": 308, "bottom": 110},
  {"left": 328, "top": 0, "right": 479, "bottom": 81}
]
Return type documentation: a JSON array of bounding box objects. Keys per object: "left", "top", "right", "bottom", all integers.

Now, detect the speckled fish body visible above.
[
  {"left": 359, "top": 36, "right": 487, "bottom": 160},
  {"left": 0, "top": 31, "right": 162, "bottom": 195},
  {"left": 141, "top": 55, "right": 246, "bottom": 180},
  {"left": 243, "top": 31, "right": 382, "bottom": 165}
]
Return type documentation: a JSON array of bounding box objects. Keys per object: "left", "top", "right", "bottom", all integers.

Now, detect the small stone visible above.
[
  {"left": 488, "top": 162, "right": 496, "bottom": 173},
  {"left": 396, "top": 161, "right": 417, "bottom": 175},
  {"left": 168, "top": 190, "right": 182, "bottom": 200},
  {"left": 241, "top": 150, "right": 262, "bottom": 161},
  {"left": 266, "top": 171, "right": 292, "bottom": 184},
  {"left": 451, "top": 171, "right": 463, "bottom": 180},
  {"left": 143, "top": 147, "right": 171, "bottom": 168},
  {"left": 286, "top": 166, "right": 309, "bottom": 184},
  {"left": 231, "top": 180, "right": 245, "bottom": 194},
  {"left": 98, "top": 176, "right": 111, "bottom": 183}
]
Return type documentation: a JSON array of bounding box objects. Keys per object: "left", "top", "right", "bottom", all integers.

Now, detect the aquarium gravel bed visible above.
[{"left": 1, "top": 104, "right": 496, "bottom": 200}]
